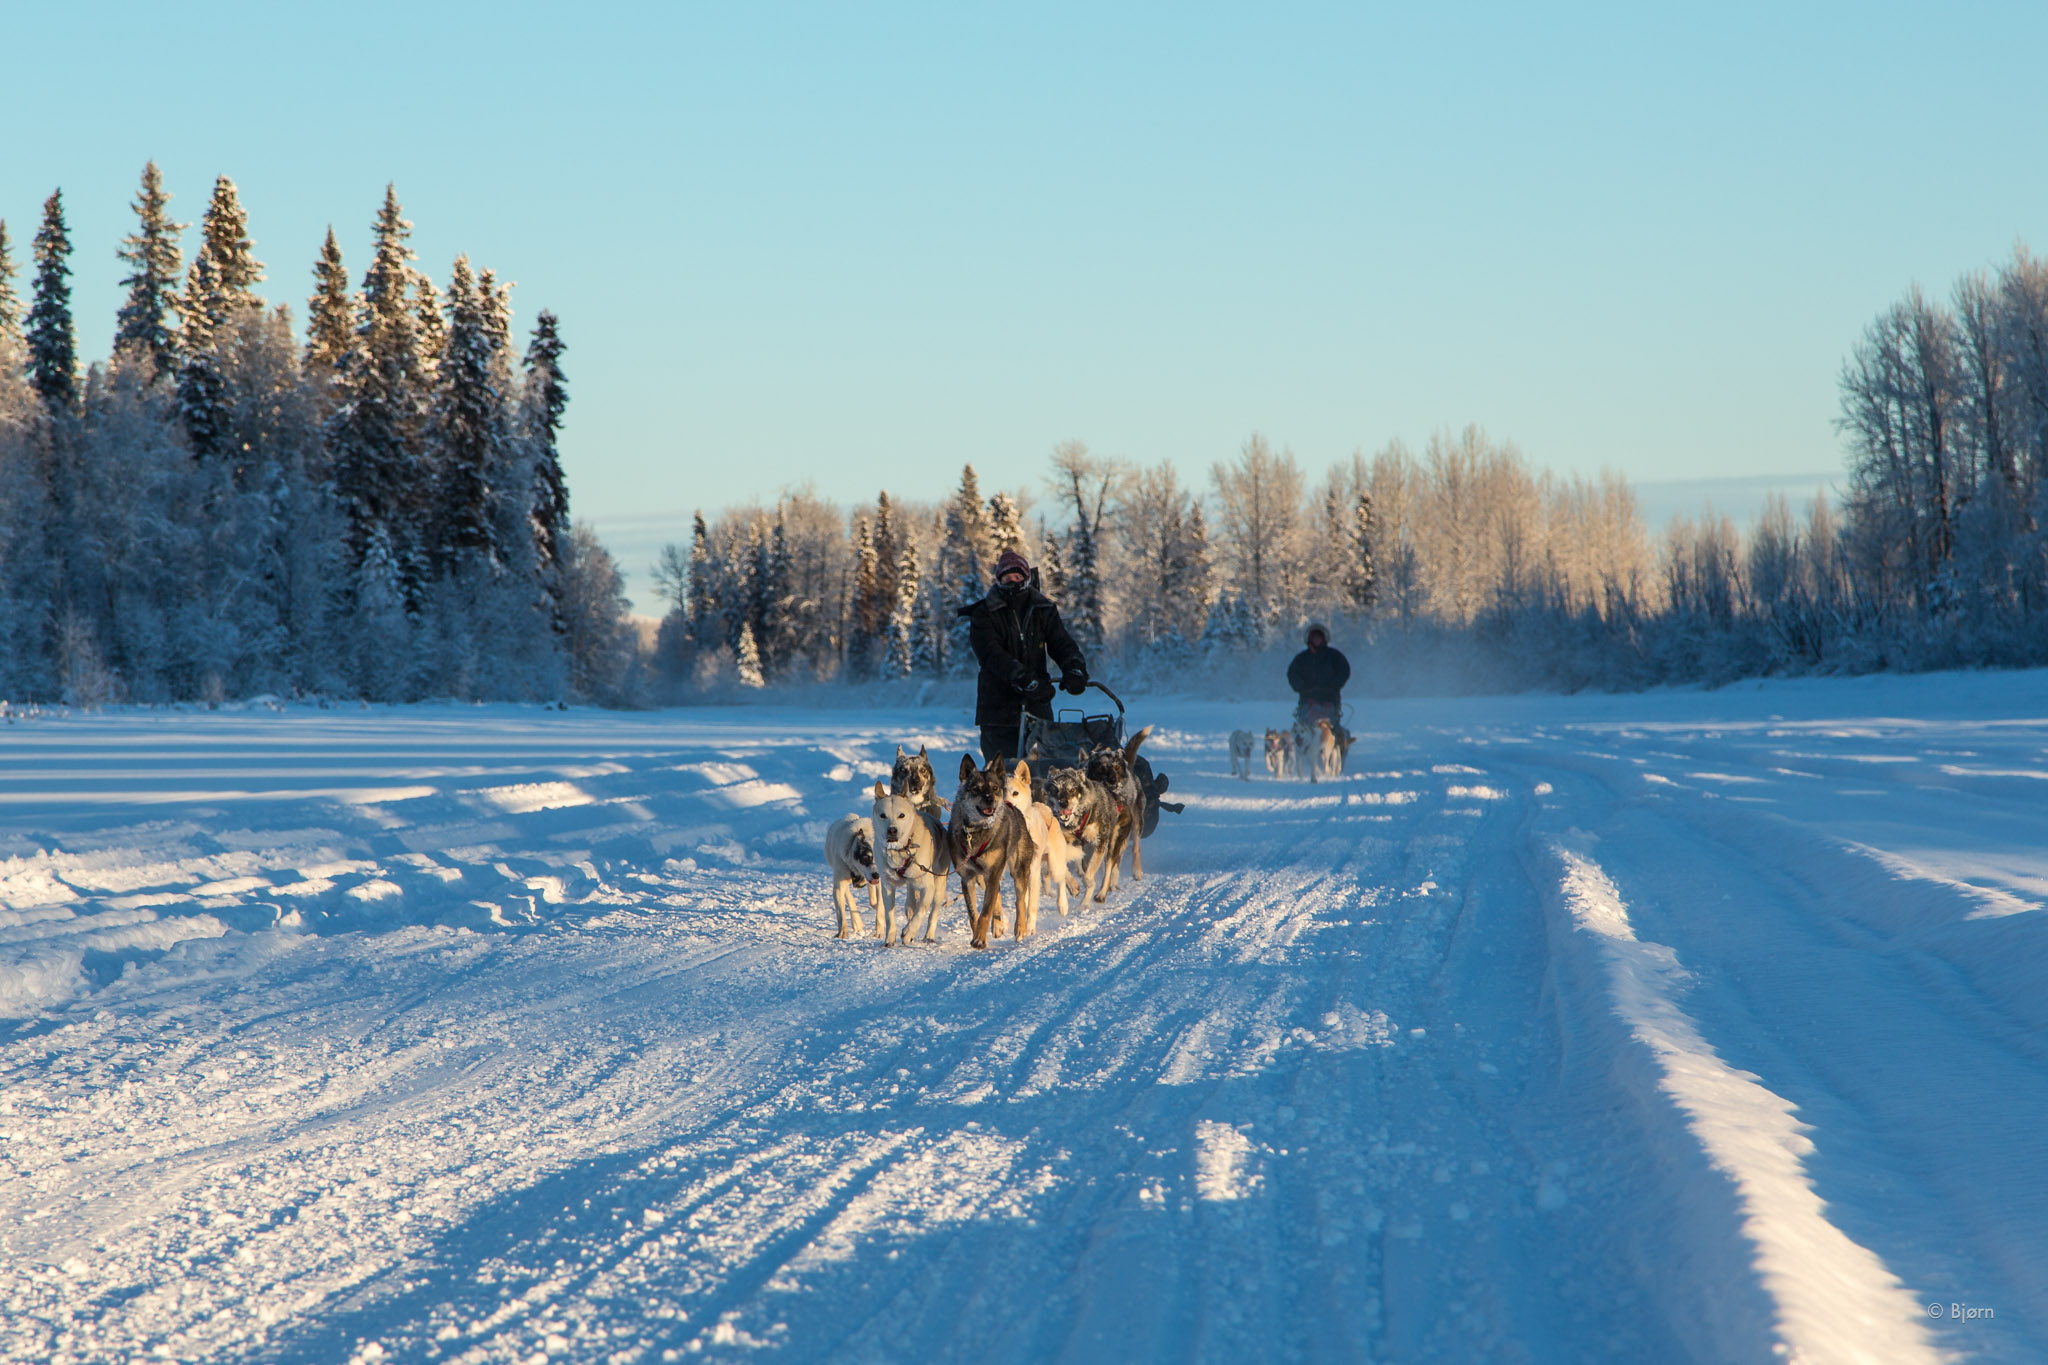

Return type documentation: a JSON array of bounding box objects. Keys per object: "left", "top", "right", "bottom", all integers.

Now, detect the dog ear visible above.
[
  {"left": 990, "top": 754, "right": 1007, "bottom": 781},
  {"left": 918, "top": 744, "right": 927, "bottom": 758},
  {"left": 1014, "top": 759, "right": 1031, "bottom": 783},
  {"left": 959, "top": 753, "right": 977, "bottom": 783},
  {"left": 895, "top": 744, "right": 906, "bottom": 759},
  {"left": 872, "top": 780, "right": 886, "bottom": 799}
]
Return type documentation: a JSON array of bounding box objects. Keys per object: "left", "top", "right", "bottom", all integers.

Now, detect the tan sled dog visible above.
[
  {"left": 1312, "top": 717, "right": 1356, "bottom": 782},
  {"left": 1004, "top": 760, "right": 1083, "bottom": 917}
]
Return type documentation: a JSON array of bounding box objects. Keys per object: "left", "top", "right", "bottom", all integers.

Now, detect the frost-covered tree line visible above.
[
  {"left": 656, "top": 241, "right": 2048, "bottom": 697},
  {"left": 652, "top": 432, "right": 1672, "bottom": 694},
  {"left": 0, "top": 166, "right": 636, "bottom": 704}
]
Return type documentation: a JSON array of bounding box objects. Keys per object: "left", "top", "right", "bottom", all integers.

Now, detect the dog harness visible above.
[{"left": 960, "top": 831, "right": 996, "bottom": 871}]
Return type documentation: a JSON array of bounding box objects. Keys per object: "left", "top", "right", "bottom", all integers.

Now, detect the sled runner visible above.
[{"left": 1020, "top": 681, "right": 1182, "bottom": 837}]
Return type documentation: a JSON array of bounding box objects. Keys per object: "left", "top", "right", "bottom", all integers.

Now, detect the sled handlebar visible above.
[{"left": 1085, "top": 679, "right": 1126, "bottom": 714}]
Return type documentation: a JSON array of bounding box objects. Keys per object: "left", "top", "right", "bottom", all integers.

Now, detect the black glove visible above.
[
  {"left": 1060, "top": 670, "right": 1089, "bottom": 696},
  {"left": 1023, "top": 676, "right": 1056, "bottom": 705}
]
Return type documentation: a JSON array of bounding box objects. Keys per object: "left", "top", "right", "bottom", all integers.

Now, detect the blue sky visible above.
[{"left": 6, "top": 3, "right": 2044, "bottom": 608}]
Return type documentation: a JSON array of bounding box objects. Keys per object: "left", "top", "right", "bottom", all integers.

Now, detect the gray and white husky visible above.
[
  {"left": 1042, "top": 763, "right": 1117, "bottom": 904},
  {"left": 891, "top": 744, "right": 948, "bottom": 823},
  {"left": 1084, "top": 725, "right": 1152, "bottom": 901},
  {"left": 823, "top": 812, "right": 882, "bottom": 939},
  {"left": 1229, "top": 728, "right": 1256, "bottom": 780},
  {"left": 949, "top": 753, "right": 1041, "bottom": 949},
  {"left": 871, "top": 781, "right": 952, "bottom": 945}
]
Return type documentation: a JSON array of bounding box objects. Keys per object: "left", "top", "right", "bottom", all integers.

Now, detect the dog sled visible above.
[{"left": 1020, "top": 681, "right": 1182, "bottom": 837}]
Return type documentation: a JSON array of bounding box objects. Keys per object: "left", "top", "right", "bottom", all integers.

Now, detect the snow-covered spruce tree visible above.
[
  {"left": 762, "top": 510, "right": 798, "bottom": 682},
  {"left": 942, "top": 465, "right": 993, "bottom": 674},
  {"left": 911, "top": 570, "right": 944, "bottom": 678},
  {"left": 740, "top": 517, "right": 770, "bottom": 664},
  {"left": 989, "top": 492, "right": 1026, "bottom": 558},
  {"left": 429, "top": 256, "right": 501, "bottom": 576},
  {"left": 1064, "top": 517, "right": 1105, "bottom": 653},
  {"left": 682, "top": 511, "right": 716, "bottom": 649},
  {"left": 303, "top": 227, "right": 353, "bottom": 383},
  {"left": 177, "top": 176, "right": 265, "bottom": 462},
  {"left": 520, "top": 309, "right": 571, "bottom": 635},
  {"left": 73, "top": 350, "right": 197, "bottom": 698},
  {"left": 410, "top": 267, "right": 444, "bottom": 387},
  {"left": 0, "top": 220, "right": 21, "bottom": 346},
  {"left": 209, "top": 302, "right": 321, "bottom": 692},
  {"left": 1038, "top": 526, "right": 1067, "bottom": 602},
  {"left": 1175, "top": 501, "right": 1216, "bottom": 638},
  {"left": 114, "top": 162, "right": 185, "bottom": 379},
  {"left": 846, "top": 514, "right": 880, "bottom": 679},
  {"left": 191, "top": 176, "right": 262, "bottom": 297},
  {"left": 734, "top": 618, "right": 766, "bottom": 689},
  {"left": 26, "top": 191, "right": 77, "bottom": 414},
  {"left": 174, "top": 249, "right": 231, "bottom": 459},
  {"left": 871, "top": 491, "right": 898, "bottom": 620},
  {"left": 327, "top": 185, "right": 430, "bottom": 626},
  {"left": 1347, "top": 488, "right": 1378, "bottom": 616},
  {"left": 887, "top": 525, "right": 920, "bottom": 678},
  {"left": 0, "top": 324, "right": 58, "bottom": 698}
]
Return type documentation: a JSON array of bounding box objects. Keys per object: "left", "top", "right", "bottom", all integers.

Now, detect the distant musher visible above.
[
  {"left": 1286, "top": 623, "right": 1351, "bottom": 733},
  {"left": 959, "top": 550, "right": 1088, "bottom": 763}
]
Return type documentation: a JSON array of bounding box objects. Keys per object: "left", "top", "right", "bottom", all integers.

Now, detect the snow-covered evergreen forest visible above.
[
  {"left": 659, "top": 243, "right": 2048, "bottom": 696},
  {"left": 0, "top": 166, "right": 638, "bottom": 705}
]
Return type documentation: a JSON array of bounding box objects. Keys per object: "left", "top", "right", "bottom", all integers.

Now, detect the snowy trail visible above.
[{"left": 2, "top": 677, "right": 2044, "bottom": 1362}]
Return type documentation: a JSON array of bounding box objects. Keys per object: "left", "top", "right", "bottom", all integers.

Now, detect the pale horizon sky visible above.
[{"left": 5, "top": 3, "right": 2043, "bottom": 612}]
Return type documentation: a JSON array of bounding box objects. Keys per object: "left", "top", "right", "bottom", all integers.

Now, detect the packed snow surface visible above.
[{"left": 3, "top": 674, "right": 2045, "bottom": 1363}]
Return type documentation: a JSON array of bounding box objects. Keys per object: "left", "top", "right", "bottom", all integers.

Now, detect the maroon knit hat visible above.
[{"left": 993, "top": 550, "right": 1031, "bottom": 582}]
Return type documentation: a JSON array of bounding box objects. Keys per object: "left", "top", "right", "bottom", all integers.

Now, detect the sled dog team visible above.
[
  {"left": 826, "top": 728, "right": 1152, "bottom": 949},
  {"left": 1227, "top": 719, "right": 1356, "bottom": 783}
]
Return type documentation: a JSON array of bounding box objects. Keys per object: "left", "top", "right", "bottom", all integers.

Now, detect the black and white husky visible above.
[
  {"left": 823, "top": 812, "right": 882, "bottom": 939},
  {"left": 891, "top": 744, "right": 948, "bottom": 823},
  {"left": 949, "top": 753, "right": 1041, "bottom": 949},
  {"left": 871, "top": 781, "right": 952, "bottom": 945}
]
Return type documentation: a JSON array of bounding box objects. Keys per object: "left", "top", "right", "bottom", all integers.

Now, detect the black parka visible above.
[
  {"left": 958, "top": 586, "right": 1087, "bottom": 728},
  {"left": 1286, "top": 643, "right": 1351, "bottom": 706}
]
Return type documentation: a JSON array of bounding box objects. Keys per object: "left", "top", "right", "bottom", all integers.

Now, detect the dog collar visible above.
[{"left": 892, "top": 850, "right": 918, "bottom": 878}]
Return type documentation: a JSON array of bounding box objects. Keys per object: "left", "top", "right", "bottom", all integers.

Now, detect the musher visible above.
[
  {"left": 959, "top": 549, "right": 1089, "bottom": 763},
  {"left": 1286, "top": 622, "right": 1351, "bottom": 734}
]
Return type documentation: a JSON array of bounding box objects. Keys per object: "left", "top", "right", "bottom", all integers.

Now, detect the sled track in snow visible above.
[{"left": 2, "top": 690, "right": 2045, "bottom": 1362}]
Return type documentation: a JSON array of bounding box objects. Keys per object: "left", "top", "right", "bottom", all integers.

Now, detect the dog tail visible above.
[{"left": 1123, "top": 725, "right": 1153, "bottom": 764}]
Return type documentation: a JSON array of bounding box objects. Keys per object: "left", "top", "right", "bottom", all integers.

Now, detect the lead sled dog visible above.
[{"left": 950, "top": 754, "right": 1042, "bottom": 949}]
